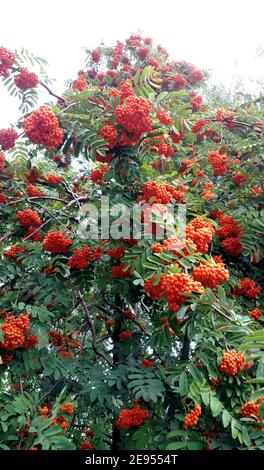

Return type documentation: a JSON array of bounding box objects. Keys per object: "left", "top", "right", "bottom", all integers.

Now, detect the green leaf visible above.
[
  {"left": 179, "top": 372, "right": 188, "bottom": 396},
  {"left": 166, "top": 441, "right": 186, "bottom": 450},
  {"left": 241, "top": 426, "right": 251, "bottom": 447},
  {"left": 222, "top": 409, "right": 232, "bottom": 428},
  {"left": 210, "top": 396, "right": 223, "bottom": 417},
  {"left": 189, "top": 364, "right": 204, "bottom": 384}
]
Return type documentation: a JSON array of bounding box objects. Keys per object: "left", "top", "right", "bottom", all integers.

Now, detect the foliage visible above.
[{"left": 0, "top": 34, "right": 264, "bottom": 451}]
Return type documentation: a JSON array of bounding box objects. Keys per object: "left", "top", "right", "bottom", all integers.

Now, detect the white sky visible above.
[{"left": 0, "top": 0, "right": 263, "bottom": 127}]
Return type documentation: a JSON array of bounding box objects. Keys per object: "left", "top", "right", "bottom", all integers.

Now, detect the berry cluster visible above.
[
  {"left": 3, "top": 244, "right": 24, "bottom": 259},
  {"left": 183, "top": 405, "right": 202, "bottom": 429},
  {"left": 152, "top": 236, "right": 197, "bottom": 257},
  {"left": 72, "top": 73, "right": 88, "bottom": 91},
  {"left": 208, "top": 150, "right": 229, "bottom": 176},
  {"left": 216, "top": 212, "right": 243, "bottom": 256},
  {"left": 16, "top": 209, "right": 42, "bottom": 227},
  {"left": 26, "top": 184, "right": 43, "bottom": 197},
  {"left": 68, "top": 246, "right": 92, "bottom": 269},
  {"left": 52, "top": 415, "right": 69, "bottom": 431},
  {"left": 115, "top": 95, "right": 152, "bottom": 140},
  {"left": 192, "top": 262, "right": 229, "bottom": 288},
  {"left": 90, "top": 165, "right": 108, "bottom": 185},
  {"left": 144, "top": 274, "right": 164, "bottom": 300},
  {"left": 0, "top": 128, "right": 18, "bottom": 150},
  {"left": 122, "top": 309, "right": 136, "bottom": 320},
  {"left": 186, "top": 217, "right": 215, "bottom": 253},
  {"left": 142, "top": 358, "right": 155, "bottom": 368},
  {"left": 23, "top": 227, "right": 43, "bottom": 242},
  {"left": 191, "top": 118, "right": 211, "bottom": 134},
  {"left": 232, "top": 172, "right": 247, "bottom": 186},
  {"left": 248, "top": 308, "right": 262, "bottom": 321},
  {"left": 233, "top": 278, "right": 261, "bottom": 299},
  {"left": 156, "top": 108, "right": 172, "bottom": 126},
  {"left": 68, "top": 245, "right": 103, "bottom": 269},
  {"left": 219, "top": 350, "right": 245, "bottom": 376},
  {"left": 24, "top": 335, "right": 38, "bottom": 350},
  {"left": 43, "top": 231, "right": 72, "bottom": 254},
  {"left": 240, "top": 397, "right": 264, "bottom": 420},
  {"left": 0, "top": 46, "right": 15, "bottom": 77},
  {"left": 14, "top": 68, "right": 39, "bottom": 90},
  {"left": 201, "top": 181, "right": 215, "bottom": 201},
  {"left": 23, "top": 106, "right": 63, "bottom": 149},
  {"left": 0, "top": 313, "right": 30, "bottom": 350},
  {"left": 115, "top": 405, "right": 149, "bottom": 429},
  {"left": 46, "top": 173, "right": 63, "bottom": 185},
  {"left": 79, "top": 441, "right": 93, "bottom": 450},
  {"left": 91, "top": 49, "right": 101, "bottom": 62},
  {"left": 118, "top": 331, "right": 132, "bottom": 341},
  {"left": 215, "top": 109, "right": 236, "bottom": 129},
  {"left": 240, "top": 401, "right": 260, "bottom": 419},
  {"left": 111, "top": 262, "right": 131, "bottom": 278},
  {"left": 49, "top": 330, "right": 80, "bottom": 359},
  {"left": 59, "top": 403, "right": 75, "bottom": 415},
  {"left": 139, "top": 181, "right": 185, "bottom": 204},
  {"left": 190, "top": 91, "right": 203, "bottom": 111},
  {"left": 99, "top": 125, "right": 118, "bottom": 148},
  {"left": 106, "top": 245, "right": 124, "bottom": 259},
  {"left": 162, "top": 273, "right": 205, "bottom": 311}
]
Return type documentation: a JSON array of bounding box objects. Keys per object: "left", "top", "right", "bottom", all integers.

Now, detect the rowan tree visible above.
[{"left": 0, "top": 35, "right": 264, "bottom": 451}]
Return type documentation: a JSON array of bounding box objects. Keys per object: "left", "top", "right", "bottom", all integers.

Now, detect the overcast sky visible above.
[{"left": 0, "top": 0, "right": 263, "bottom": 127}]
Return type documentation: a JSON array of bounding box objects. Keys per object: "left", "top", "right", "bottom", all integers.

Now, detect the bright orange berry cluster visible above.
[
  {"left": 139, "top": 181, "right": 185, "bottom": 204},
  {"left": 240, "top": 401, "right": 261, "bottom": 419},
  {"left": 68, "top": 246, "right": 92, "bottom": 269},
  {"left": 186, "top": 217, "right": 215, "bottom": 253},
  {"left": 219, "top": 350, "right": 245, "bottom": 376},
  {"left": 192, "top": 262, "right": 229, "bottom": 288},
  {"left": 99, "top": 124, "right": 118, "bottom": 148},
  {"left": 162, "top": 273, "right": 205, "bottom": 311},
  {"left": 72, "top": 73, "right": 88, "bottom": 91},
  {"left": 208, "top": 150, "right": 229, "bottom": 176},
  {"left": 16, "top": 209, "right": 42, "bottom": 227},
  {"left": 201, "top": 181, "right": 215, "bottom": 201},
  {"left": 216, "top": 212, "right": 243, "bottom": 257},
  {"left": 115, "top": 95, "right": 152, "bottom": 140},
  {"left": 151, "top": 236, "right": 197, "bottom": 257},
  {"left": 183, "top": 405, "right": 201, "bottom": 429},
  {"left": 46, "top": 173, "right": 63, "bottom": 185},
  {"left": 233, "top": 278, "right": 261, "bottom": 299},
  {"left": 248, "top": 308, "right": 262, "bottom": 321},
  {"left": 144, "top": 274, "right": 164, "bottom": 300},
  {"left": 43, "top": 231, "right": 72, "bottom": 254},
  {"left": 115, "top": 405, "right": 149, "bottom": 429},
  {"left": 90, "top": 165, "right": 108, "bottom": 185},
  {"left": 59, "top": 403, "right": 75, "bottom": 415},
  {"left": 23, "top": 105, "right": 63, "bottom": 149},
  {"left": 26, "top": 184, "right": 43, "bottom": 197},
  {"left": 3, "top": 244, "right": 24, "bottom": 260},
  {"left": 0, "top": 313, "right": 30, "bottom": 350}
]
